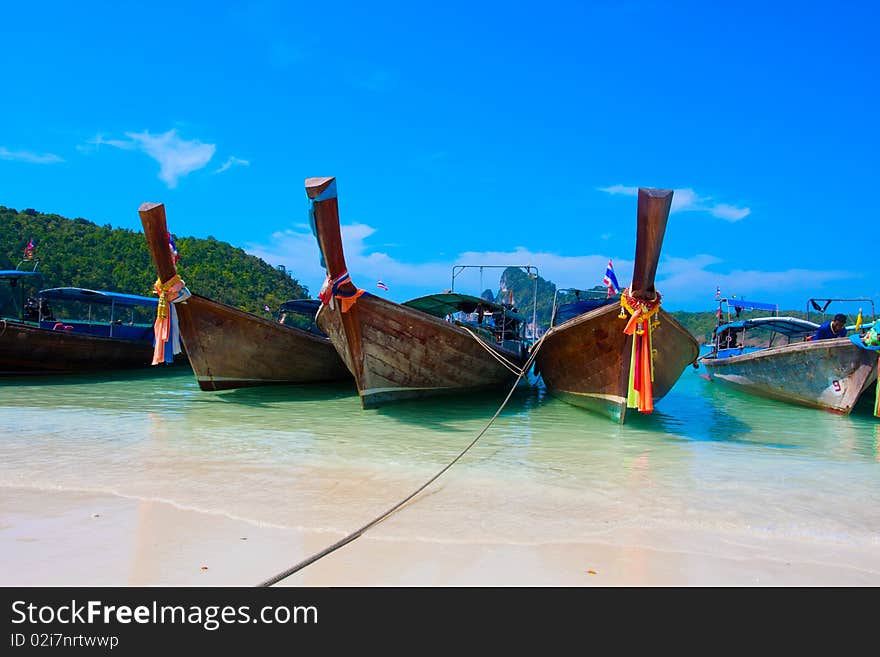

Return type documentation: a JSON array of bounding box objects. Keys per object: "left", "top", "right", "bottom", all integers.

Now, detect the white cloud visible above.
[
  {"left": 654, "top": 255, "right": 853, "bottom": 307},
  {"left": 215, "top": 156, "right": 250, "bottom": 174},
  {"left": 85, "top": 129, "right": 216, "bottom": 188},
  {"left": 0, "top": 147, "right": 63, "bottom": 164},
  {"left": 599, "top": 184, "right": 751, "bottom": 222},
  {"left": 598, "top": 184, "right": 637, "bottom": 196},
  {"left": 127, "top": 130, "right": 215, "bottom": 188},
  {"left": 710, "top": 203, "right": 750, "bottom": 221},
  {"left": 245, "top": 222, "right": 857, "bottom": 311},
  {"left": 246, "top": 221, "right": 629, "bottom": 300}
]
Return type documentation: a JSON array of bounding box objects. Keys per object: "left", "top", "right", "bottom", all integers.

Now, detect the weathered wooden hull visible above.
[
  {"left": 316, "top": 294, "right": 527, "bottom": 408},
  {"left": 534, "top": 304, "right": 700, "bottom": 423},
  {"left": 139, "top": 201, "right": 350, "bottom": 392},
  {"left": 701, "top": 338, "right": 878, "bottom": 414},
  {"left": 0, "top": 319, "right": 156, "bottom": 374},
  {"left": 173, "top": 293, "right": 350, "bottom": 391}
]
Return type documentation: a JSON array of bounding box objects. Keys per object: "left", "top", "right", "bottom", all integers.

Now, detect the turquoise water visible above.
[{"left": 1, "top": 354, "right": 879, "bottom": 564}]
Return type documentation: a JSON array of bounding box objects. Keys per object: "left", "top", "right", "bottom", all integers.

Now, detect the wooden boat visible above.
[
  {"left": 700, "top": 303, "right": 879, "bottom": 414},
  {"left": 306, "top": 176, "right": 531, "bottom": 408},
  {"left": 138, "top": 202, "right": 350, "bottom": 391},
  {"left": 533, "top": 188, "right": 700, "bottom": 423},
  {"left": 0, "top": 269, "right": 166, "bottom": 374}
]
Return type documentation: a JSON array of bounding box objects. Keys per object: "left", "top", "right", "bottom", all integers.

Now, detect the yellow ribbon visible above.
[
  {"left": 152, "top": 275, "right": 186, "bottom": 365},
  {"left": 618, "top": 288, "right": 662, "bottom": 413}
]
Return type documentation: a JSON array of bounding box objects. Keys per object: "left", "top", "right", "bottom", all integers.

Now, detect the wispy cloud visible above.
[
  {"left": 215, "top": 156, "right": 250, "bottom": 174},
  {"left": 245, "top": 222, "right": 856, "bottom": 310},
  {"left": 0, "top": 147, "right": 63, "bottom": 164},
  {"left": 599, "top": 185, "right": 751, "bottom": 222},
  {"left": 657, "top": 255, "right": 854, "bottom": 305},
  {"left": 85, "top": 129, "right": 216, "bottom": 188}
]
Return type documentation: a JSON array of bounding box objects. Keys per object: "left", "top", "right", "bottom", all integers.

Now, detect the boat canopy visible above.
[
  {"left": 0, "top": 270, "right": 42, "bottom": 281},
  {"left": 716, "top": 316, "right": 818, "bottom": 337},
  {"left": 403, "top": 292, "right": 520, "bottom": 320},
  {"left": 554, "top": 298, "right": 618, "bottom": 324},
  {"left": 38, "top": 287, "right": 159, "bottom": 308},
  {"left": 719, "top": 298, "right": 779, "bottom": 312},
  {"left": 279, "top": 299, "right": 321, "bottom": 315}
]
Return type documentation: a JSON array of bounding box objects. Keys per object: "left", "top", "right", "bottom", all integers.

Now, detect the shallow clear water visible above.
[{"left": 1, "top": 353, "right": 879, "bottom": 556}]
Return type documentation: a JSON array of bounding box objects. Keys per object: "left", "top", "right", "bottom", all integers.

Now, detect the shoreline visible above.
[{"left": 3, "top": 486, "right": 879, "bottom": 587}]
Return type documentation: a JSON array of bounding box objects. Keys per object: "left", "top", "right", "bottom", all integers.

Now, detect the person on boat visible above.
[{"left": 811, "top": 313, "right": 848, "bottom": 341}]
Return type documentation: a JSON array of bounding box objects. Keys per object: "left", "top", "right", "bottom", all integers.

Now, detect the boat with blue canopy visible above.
[
  {"left": 700, "top": 296, "right": 878, "bottom": 415},
  {"left": 0, "top": 266, "right": 176, "bottom": 375}
]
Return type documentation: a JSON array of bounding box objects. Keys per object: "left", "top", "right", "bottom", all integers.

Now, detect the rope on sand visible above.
[{"left": 256, "top": 334, "right": 547, "bottom": 587}]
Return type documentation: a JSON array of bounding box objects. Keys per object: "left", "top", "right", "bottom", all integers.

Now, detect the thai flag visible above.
[
  {"left": 377, "top": 280, "right": 389, "bottom": 291},
  {"left": 715, "top": 286, "right": 721, "bottom": 300},
  {"left": 603, "top": 260, "right": 620, "bottom": 295},
  {"left": 24, "top": 238, "right": 34, "bottom": 259},
  {"left": 167, "top": 232, "right": 179, "bottom": 265}
]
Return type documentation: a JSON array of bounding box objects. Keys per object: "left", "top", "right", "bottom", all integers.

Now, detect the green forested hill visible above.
[{"left": 0, "top": 206, "right": 309, "bottom": 314}]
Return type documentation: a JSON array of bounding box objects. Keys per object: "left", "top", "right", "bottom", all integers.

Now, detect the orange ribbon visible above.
[{"left": 620, "top": 289, "right": 662, "bottom": 413}]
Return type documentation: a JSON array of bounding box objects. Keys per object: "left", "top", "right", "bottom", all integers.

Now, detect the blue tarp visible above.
[
  {"left": 38, "top": 287, "right": 158, "bottom": 307},
  {"left": 0, "top": 270, "right": 42, "bottom": 280},
  {"left": 554, "top": 298, "right": 618, "bottom": 324},
  {"left": 279, "top": 299, "right": 321, "bottom": 315},
  {"left": 716, "top": 316, "right": 818, "bottom": 337}
]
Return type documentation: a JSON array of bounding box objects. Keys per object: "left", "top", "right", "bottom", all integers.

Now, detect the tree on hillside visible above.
[{"left": 0, "top": 205, "right": 310, "bottom": 314}]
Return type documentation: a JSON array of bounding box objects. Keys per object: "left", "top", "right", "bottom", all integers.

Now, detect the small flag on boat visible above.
[
  {"left": 377, "top": 280, "right": 389, "bottom": 291},
  {"left": 167, "top": 232, "right": 179, "bottom": 265},
  {"left": 603, "top": 260, "right": 620, "bottom": 296},
  {"left": 24, "top": 238, "right": 34, "bottom": 259},
  {"left": 715, "top": 286, "right": 720, "bottom": 300}
]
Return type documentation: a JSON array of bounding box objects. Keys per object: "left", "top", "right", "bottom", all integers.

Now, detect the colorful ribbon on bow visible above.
[
  {"left": 318, "top": 270, "right": 364, "bottom": 313},
  {"left": 619, "top": 288, "right": 662, "bottom": 413},
  {"left": 152, "top": 275, "right": 190, "bottom": 365},
  {"left": 874, "top": 353, "right": 880, "bottom": 418}
]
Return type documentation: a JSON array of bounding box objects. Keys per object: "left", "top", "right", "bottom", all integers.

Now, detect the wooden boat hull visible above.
[
  {"left": 316, "top": 293, "right": 527, "bottom": 408},
  {"left": 534, "top": 304, "right": 700, "bottom": 423},
  {"left": 139, "top": 202, "right": 350, "bottom": 392},
  {"left": 0, "top": 319, "right": 156, "bottom": 374},
  {"left": 173, "top": 293, "right": 350, "bottom": 391},
  {"left": 701, "top": 337, "right": 878, "bottom": 414}
]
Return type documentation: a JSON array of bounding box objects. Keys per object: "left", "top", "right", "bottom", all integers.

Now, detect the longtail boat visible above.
[
  {"left": 0, "top": 268, "right": 167, "bottom": 374},
  {"left": 306, "top": 176, "right": 531, "bottom": 408},
  {"left": 700, "top": 297, "right": 879, "bottom": 415},
  {"left": 533, "top": 188, "right": 700, "bottom": 423},
  {"left": 138, "top": 202, "right": 350, "bottom": 391}
]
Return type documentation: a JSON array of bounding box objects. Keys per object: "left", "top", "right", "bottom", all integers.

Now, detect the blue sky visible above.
[{"left": 1, "top": 1, "right": 878, "bottom": 314}]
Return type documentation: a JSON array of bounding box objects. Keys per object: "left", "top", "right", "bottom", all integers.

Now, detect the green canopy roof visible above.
[{"left": 403, "top": 292, "right": 523, "bottom": 321}]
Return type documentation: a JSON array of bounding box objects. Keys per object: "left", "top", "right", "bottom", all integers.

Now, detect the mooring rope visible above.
[
  {"left": 256, "top": 333, "right": 547, "bottom": 587},
  {"left": 460, "top": 325, "right": 525, "bottom": 375}
]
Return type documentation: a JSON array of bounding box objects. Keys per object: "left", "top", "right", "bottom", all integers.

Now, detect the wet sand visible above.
[{"left": 3, "top": 486, "right": 879, "bottom": 587}]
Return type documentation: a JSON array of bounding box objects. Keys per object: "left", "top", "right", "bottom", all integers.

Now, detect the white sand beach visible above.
[{"left": 4, "top": 485, "right": 879, "bottom": 587}]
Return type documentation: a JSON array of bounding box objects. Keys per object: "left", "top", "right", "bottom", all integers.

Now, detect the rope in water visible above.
[{"left": 256, "top": 333, "right": 547, "bottom": 587}]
